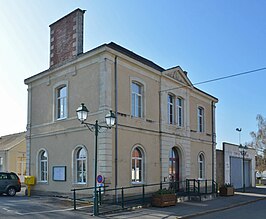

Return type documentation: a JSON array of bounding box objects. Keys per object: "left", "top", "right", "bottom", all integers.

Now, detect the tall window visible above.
[
  {"left": 176, "top": 97, "right": 183, "bottom": 127},
  {"left": 131, "top": 82, "right": 143, "bottom": 117},
  {"left": 168, "top": 94, "right": 174, "bottom": 124},
  {"left": 131, "top": 147, "right": 144, "bottom": 183},
  {"left": 198, "top": 153, "right": 205, "bottom": 179},
  {"left": 56, "top": 85, "right": 67, "bottom": 119},
  {"left": 76, "top": 147, "right": 87, "bottom": 183},
  {"left": 168, "top": 95, "right": 185, "bottom": 126},
  {"left": 39, "top": 150, "right": 48, "bottom": 182},
  {"left": 198, "top": 107, "right": 204, "bottom": 132}
]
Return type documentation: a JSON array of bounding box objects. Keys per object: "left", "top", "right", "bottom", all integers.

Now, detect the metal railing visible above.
[
  {"left": 186, "top": 179, "right": 218, "bottom": 197},
  {"left": 71, "top": 179, "right": 217, "bottom": 214}
]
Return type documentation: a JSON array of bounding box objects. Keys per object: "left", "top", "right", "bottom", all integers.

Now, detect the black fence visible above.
[
  {"left": 186, "top": 179, "right": 218, "bottom": 196},
  {"left": 71, "top": 179, "right": 217, "bottom": 215}
]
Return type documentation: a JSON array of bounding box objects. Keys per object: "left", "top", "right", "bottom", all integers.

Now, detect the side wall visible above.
[
  {"left": 223, "top": 142, "right": 256, "bottom": 187},
  {"left": 216, "top": 149, "right": 224, "bottom": 186}
]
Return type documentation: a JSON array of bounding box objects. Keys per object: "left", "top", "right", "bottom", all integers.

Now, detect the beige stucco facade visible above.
[
  {"left": 0, "top": 132, "right": 26, "bottom": 182},
  {"left": 25, "top": 42, "right": 218, "bottom": 195}
]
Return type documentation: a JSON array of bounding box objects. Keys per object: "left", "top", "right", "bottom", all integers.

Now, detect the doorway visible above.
[{"left": 169, "top": 147, "right": 180, "bottom": 182}]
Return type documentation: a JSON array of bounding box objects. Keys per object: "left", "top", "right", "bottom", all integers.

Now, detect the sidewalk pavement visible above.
[{"left": 102, "top": 186, "right": 266, "bottom": 219}]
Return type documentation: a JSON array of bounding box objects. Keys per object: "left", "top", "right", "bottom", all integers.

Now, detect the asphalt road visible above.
[
  {"left": 0, "top": 193, "right": 94, "bottom": 219},
  {"left": 194, "top": 198, "right": 266, "bottom": 219},
  {"left": 1, "top": 186, "right": 266, "bottom": 218}
]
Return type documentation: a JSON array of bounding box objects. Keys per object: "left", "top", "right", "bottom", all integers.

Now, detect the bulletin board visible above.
[{"left": 53, "top": 166, "right": 66, "bottom": 181}]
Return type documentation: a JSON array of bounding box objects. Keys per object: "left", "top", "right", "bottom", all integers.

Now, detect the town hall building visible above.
[{"left": 24, "top": 9, "right": 218, "bottom": 196}]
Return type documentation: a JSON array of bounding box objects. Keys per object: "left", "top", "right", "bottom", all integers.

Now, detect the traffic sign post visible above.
[
  {"left": 97, "top": 175, "right": 104, "bottom": 194},
  {"left": 97, "top": 175, "right": 103, "bottom": 184}
]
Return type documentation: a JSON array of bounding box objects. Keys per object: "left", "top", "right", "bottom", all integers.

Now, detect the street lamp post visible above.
[
  {"left": 236, "top": 128, "right": 248, "bottom": 192},
  {"left": 236, "top": 128, "right": 242, "bottom": 145},
  {"left": 76, "top": 103, "right": 115, "bottom": 216},
  {"left": 239, "top": 144, "right": 248, "bottom": 192}
]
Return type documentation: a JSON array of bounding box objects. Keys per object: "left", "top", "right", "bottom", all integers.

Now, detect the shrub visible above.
[
  {"left": 154, "top": 188, "right": 175, "bottom": 195},
  {"left": 220, "top": 183, "right": 233, "bottom": 188}
]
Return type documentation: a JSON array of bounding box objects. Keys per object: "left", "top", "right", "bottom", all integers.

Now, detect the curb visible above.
[{"left": 177, "top": 197, "right": 266, "bottom": 218}]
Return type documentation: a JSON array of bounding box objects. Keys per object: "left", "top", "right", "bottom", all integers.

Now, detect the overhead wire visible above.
[
  {"left": 160, "top": 67, "right": 266, "bottom": 93},
  {"left": 151, "top": 66, "right": 266, "bottom": 143},
  {"left": 193, "top": 67, "right": 266, "bottom": 86}
]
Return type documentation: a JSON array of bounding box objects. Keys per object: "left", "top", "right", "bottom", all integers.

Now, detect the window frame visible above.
[
  {"left": 73, "top": 146, "right": 88, "bottom": 184},
  {"left": 131, "top": 81, "right": 143, "bottom": 118},
  {"left": 168, "top": 94, "right": 174, "bottom": 124},
  {"left": 198, "top": 152, "right": 205, "bottom": 179},
  {"left": 167, "top": 94, "right": 185, "bottom": 127},
  {"left": 131, "top": 146, "right": 145, "bottom": 184},
  {"left": 53, "top": 81, "right": 68, "bottom": 121},
  {"left": 56, "top": 85, "right": 67, "bottom": 120},
  {"left": 197, "top": 106, "right": 205, "bottom": 132},
  {"left": 38, "top": 149, "right": 48, "bottom": 183},
  {"left": 176, "top": 97, "right": 184, "bottom": 127}
]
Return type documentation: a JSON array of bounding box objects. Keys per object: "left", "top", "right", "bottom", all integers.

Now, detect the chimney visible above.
[{"left": 49, "top": 9, "right": 85, "bottom": 67}]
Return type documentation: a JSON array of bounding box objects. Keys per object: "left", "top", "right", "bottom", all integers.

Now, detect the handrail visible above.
[
  {"left": 71, "top": 179, "right": 217, "bottom": 212},
  {"left": 71, "top": 185, "right": 109, "bottom": 192},
  {"left": 186, "top": 179, "right": 218, "bottom": 196}
]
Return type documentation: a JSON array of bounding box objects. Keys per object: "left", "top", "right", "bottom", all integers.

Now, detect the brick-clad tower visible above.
[{"left": 49, "top": 8, "right": 85, "bottom": 67}]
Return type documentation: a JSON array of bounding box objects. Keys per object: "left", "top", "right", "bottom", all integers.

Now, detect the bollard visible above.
[
  {"left": 121, "top": 187, "right": 124, "bottom": 209},
  {"left": 142, "top": 184, "right": 145, "bottom": 204},
  {"left": 27, "top": 185, "right": 31, "bottom": 197},
  {"left": 73, "top": 189, "right": 76, "bottom": 210}
]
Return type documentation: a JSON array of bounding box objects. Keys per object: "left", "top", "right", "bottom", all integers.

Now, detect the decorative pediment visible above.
[
  {"left": 165, "top": 70, "right": 185, "bottom": 83},
  {"left": 163, "top": 66, "right": 191, "bottom": 86}
]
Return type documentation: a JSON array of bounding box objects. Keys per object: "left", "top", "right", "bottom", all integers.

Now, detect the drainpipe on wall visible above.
[
  {"left": 114, "top": 56, "right": 118, "bottom": 202},
  {"left": 159, "top": 75, "right": 162, "bottom": 184},
  {"left": 26, "top": 84, "right": 32, "bottom": 176},
  {"left": 211, "top": 101, "right": 216, "bottom": 191}
]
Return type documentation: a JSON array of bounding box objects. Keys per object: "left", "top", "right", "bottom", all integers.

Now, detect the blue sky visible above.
[{"left": 1, "top": 0, "right": 266, "bottom": 149}]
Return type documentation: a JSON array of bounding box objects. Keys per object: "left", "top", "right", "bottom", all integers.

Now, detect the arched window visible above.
[
  {"left": 131, "top": 82, "right": 143, "bottom": 117},
  {"left": 131, "top": 146, "right": 144, "bottom": 183},
  {"left": 176, "top": 97, "right": 184, "bottom": 127},
  {"left": 198, "top": 153, "right": 205, "bottom": 179},
  {"left": 56, "top": 85, "right": 67, "bottom": 119},
  {"left": 39, "top": 150, "right": 48, "bottom": 182},
  {"left": 197, "top": 107, "right": 204, "bottom": 132},
  {"left": 168, "top": 94, "right": 174, "bottom": 124},
  {"left": 75, "top": 147, "right": 87, "bottom": 184}
]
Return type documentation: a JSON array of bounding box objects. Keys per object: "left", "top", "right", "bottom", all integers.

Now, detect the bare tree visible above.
[
  {"left": 256, "top": 154, "right": 266, "bottom": 173},
  {"left": 250, "top": 114, "right": 266, "bottom": 154}
]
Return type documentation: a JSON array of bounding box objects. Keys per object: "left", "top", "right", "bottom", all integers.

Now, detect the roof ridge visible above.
[
  {"left": 106, "top": 42, "right": 165, "bottom": 72},
  {"left": 0, "top": 131, "right": 26, "bottom": 139}
]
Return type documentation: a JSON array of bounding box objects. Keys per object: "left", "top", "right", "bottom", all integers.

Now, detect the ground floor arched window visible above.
[
  {"left": 38, "top": 150, "right": 48, "bottom": 182},
  {"left": 131, "top": 146, "right": 144, "bottom": 183},
  {"left": 74, "top": 146, "right": 87, "bottom": 184},
  {"left": 198, "top": 152, "right": 205, "bottom": 179}
]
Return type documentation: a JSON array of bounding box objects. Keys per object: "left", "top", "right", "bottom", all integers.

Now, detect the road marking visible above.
[
  {"left": 7, "top": 199, "right": 31, "bottom": 203},
  {"left": 235, "top": 192, "right": 266, "bottom": 197},
  {"left": 14, "top": 208, "right": 74, "bottom": 215},
  {"left": 3, "top": 207, "right": 18, "bottom": 214},
  {"left": 11, "top": 206, "right": 91, "bottom": 216},
  {"left": 181, "top": 202, "right": 208, "bottom": 207}
]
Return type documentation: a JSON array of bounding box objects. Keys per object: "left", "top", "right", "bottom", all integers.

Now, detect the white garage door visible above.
[{"left": 230, "top": 157, "right": 251, "bottom": 189}]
